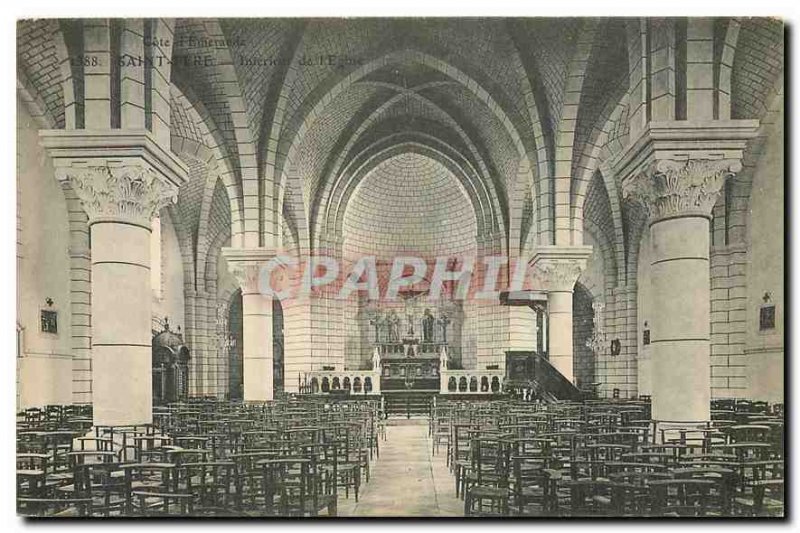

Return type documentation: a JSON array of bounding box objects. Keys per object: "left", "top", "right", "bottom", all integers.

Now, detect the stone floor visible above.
[{"left": 339, "top": 422, "right": 463, "bottom": 517}]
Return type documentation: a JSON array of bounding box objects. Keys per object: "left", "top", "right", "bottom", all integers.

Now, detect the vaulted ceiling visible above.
[{"left": 17, "top": 17, "right": 785, "bottom": 290}]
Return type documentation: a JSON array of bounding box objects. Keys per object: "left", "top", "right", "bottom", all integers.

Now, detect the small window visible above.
[
  {"left": 759, "top": 305, "right": 776, "bottom": 331},
  {"left": 41, "top": 310, "right": 58, "bottom": 334},
  {"left": 643, "top": 329, "right": 650, "bottom": 346}
]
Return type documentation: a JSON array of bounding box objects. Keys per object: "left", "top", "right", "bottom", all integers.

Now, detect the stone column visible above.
[
  {"left": 530, "top": 246, "right": 593, "bottom": 384},
  {"left": 195, "top": 291, "right": 211, "bottom": 396},
  {"left": 613, "top": 120, "right": 758, "bottom": 423},
  {"left": 624, "top": 158, "right": 743, "bottom": 422},
  {"left": 183, "top": 288, "right": 198, "bottom": 395},
  {"left": 41, "top": 131, "right": 187, "bottom": 427},
  {"left": 74, "top": 167, "right": 176, "bottom": 425},
  {"left": 221, "top": 248, "right": 277, "bottom": 402}
]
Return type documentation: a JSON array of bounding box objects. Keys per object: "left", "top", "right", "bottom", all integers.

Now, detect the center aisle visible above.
[{"left": 339, "top": 422, "right": 463, "bottom": 517}]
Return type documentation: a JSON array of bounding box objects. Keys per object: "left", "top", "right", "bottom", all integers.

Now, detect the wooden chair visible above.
[
  {"left": 648, "top": 479, "right": 720, "bottom": 517},
  {"left": 17, "top": 453, "right": 50, "bottom": 499},
  {"left": 120, "top": 463, "right": 181, "bottom": 515},
  {"left": 672, "top": 466, "right": 735, "bottom": 515},
  {"left": 181, "top": 461, "right": 237, "bottom": 516},
  {"left": 566, "top": 479, "right": 616, "bottom": 516},
  {"left": 451, "top": 423, "right": 476, "bottom": 497},
  {"left": 259, "top": 457, "right": 323, "bottom": 516},
  {"left": 67, "top": 460, "right": 126, "bottom": 517},
  {"left": 509, "top": 451, "right": 551, "bottom": 516},
  {"left": 431, "top": 407, "right": 451, "bottom": 458},
  {"left": 735, "top": 479, "right": 784, "bottom": 517},
  {"left": 130, "top": 490, "right": 193, "bottom": 516},
  {"left": 732, "top": 459, "right": 784, "bottom": 516},
  {"left": 332, "top": 425, "right": 361, "bottom": 502},
  {"left": 17, "top": 496, "right": 93, "bottom": 517},
  {"left": 464, "top": 436, "right": 510, "bottom": 517},
  {"left": 230, "top": 450, "right": 279, "bottom": 512}
]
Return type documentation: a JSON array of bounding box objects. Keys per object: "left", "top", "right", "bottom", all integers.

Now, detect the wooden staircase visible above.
[{"left": 505, "top": 350, "right": 583, "bottom": 402}]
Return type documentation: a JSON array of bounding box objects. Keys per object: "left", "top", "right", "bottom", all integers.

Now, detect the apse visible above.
[
  {"left": 340, "top": 151, "right": 478, "bottom": 370},
  {"left": 342, "top": 151, "right": 478, "bottom": 262}
]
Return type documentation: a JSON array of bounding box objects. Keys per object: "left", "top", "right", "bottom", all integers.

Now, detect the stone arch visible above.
[
  {"left": 170, "top": 84, "right": 245, "bottom": 249},
  {"left": 273, "top": 49, "right": 535, "bottom": 253},
  {"left": 572, "top": 102, "right": 628, "bottom": 285},
  {"left": 322, "top": 140, "right": 495, "bottom": 252},
  {"left": 307, "top": 84, "right": 505, "bottom": 247}
]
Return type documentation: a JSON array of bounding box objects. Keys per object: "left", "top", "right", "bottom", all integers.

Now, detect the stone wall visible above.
[
  {"left": 744, "top": 104, "right": 784, "bottom": 403},
  {"left": 17, "top": 98, "right": 74, "bottom": 409}
]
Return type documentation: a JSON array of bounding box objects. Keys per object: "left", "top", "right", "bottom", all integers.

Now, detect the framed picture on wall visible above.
[
  {"left": 759, "top": 305, "right": 776, "bottom": 331},
  {"left": 40, "top": 309, "right": 58, "bottom": 335}
]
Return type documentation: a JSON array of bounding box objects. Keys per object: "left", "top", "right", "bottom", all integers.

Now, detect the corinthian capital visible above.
[
  {"left": 221, "top": 247, "right": 282, "bottom": 295},
  {"left": 529, "top": 245, "right": 593, "bottom": 292},
  {"left": 228, "top": 262, "right": 262, "bottom": 294},
  {"left": 623, "top": 158, "right": 742, "bottom": 222},
  {"left": 532, "top": 260, "right": 585, "bottom": 292},
  {"left": 57, "top": 164, "right": 178, "bottom": 228}
]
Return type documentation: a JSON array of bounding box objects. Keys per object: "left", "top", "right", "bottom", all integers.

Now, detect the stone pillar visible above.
[
  {"left": 478, "top": 231, "right": 505, "bottom": 369},
  {"left": 530, "top": 246, "right": 593, "bottom": 384},
  {"left": 614, "top": 120, "right": 758, "bottom": 423},
  {"left": 624, "top": 158, "right": 744, "bottom": 422},
  {"left": 41, "top": 131, "right": 187, "bottom": 427},
  {"left": 183, "top": 288, "right": 198, "bottom": 396},
  {"left": 195, "top": 291, "right": 211, "bottom": 396},
  {"left": 221, "top": 248, "right": 278, "bottom": 402}
]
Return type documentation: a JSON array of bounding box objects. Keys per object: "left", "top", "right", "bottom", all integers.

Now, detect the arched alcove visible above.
[
  {"left": 340, "top": 151, "right": 479, "bottom": 369},
  {"left": 273, "top": 298, "right": 284, "bottom": 394},
  {"left": 228, "top": 289, "right": 244, "bottom": 401}
]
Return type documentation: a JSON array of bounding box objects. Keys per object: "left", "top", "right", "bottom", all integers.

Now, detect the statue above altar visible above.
[
  {"left": 369, "top": 306, "right": 450, "bottom": 346},
  {"left": 360, "top": 290, "right": 462, "bottom": 375},
  {"left": 422, "top": 308, "right": 434, "bottom": 342}
]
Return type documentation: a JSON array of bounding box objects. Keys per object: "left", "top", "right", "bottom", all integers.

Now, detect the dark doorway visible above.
[{"left": 228, "top": 289, "right": 244, "bottom": 401}]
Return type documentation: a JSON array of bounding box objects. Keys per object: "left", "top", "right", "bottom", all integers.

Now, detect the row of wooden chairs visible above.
[
  {"left": 17, "top": 397, "right": 385, "bottom": 517},
  {"left": 429, "top": 397, "right": 784, "bottom": 518}
]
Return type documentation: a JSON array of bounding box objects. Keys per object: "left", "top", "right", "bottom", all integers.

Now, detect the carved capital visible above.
[
  {"left": 57, "top": 163, "right": 178, "bottom": 228},
  {"left": 221, "top": 247, "right": 283, "bottom": 295},
  {"left": 531, "top": 259, "right": 586, "bottom": 292},
  {"left": 228, "top": 262, "right": 262, "bottom": 294},
  {"left": 529, "top": 245, "right": 593, "bottom": 292},
  {"left": 623, "top": 158, "right": 742, "bottom": 222}
]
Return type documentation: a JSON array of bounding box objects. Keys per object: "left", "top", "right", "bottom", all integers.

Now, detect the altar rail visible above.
[
  {"left": 440, "top": 369, "right": 504, "bottom": 395},
  {"left": 302, "top": 370, "right": 382, "bottom": 395}
]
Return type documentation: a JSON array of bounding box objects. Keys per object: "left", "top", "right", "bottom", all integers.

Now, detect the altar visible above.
[
  {"left": 377, "top": 341, "right": 446, "bottom": 391},
  {"left": 366, "top": 291, "right": 455, "bottom": 391}
]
